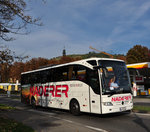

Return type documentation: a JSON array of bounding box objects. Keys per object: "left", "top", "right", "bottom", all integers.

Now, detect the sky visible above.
[{"left": 3, "top": 0, "right": 150, "bottom": 59}]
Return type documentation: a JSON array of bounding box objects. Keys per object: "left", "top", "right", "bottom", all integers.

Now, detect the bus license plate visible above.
[{"left": 120, "top": 107, "right": 126, "bottom": 111}]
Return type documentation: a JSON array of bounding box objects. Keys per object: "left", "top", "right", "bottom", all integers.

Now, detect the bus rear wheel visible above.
[{"left": 70, "top": 100, "right": 80, "bottom": 116}]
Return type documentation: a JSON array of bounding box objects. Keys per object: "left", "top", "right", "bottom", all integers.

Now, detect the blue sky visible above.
[{"left": 4, "top": 0, "right": 150, "bottom": 59}]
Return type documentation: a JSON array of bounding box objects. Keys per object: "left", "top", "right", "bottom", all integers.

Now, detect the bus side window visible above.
[
  {"left": 68, "top": 65, "right": 78, "bottom": 80},
  {"left": 68, "top": 66, "right": 74, "bottom": 80},
  {"left": 76, "top": 65, "right": 87, "bottom": 83},
  {"left": 37, "top": 72, "right": 41, "bottom": 83},
  {"left": 47, "top": 69, "right": 53, "bottom": 82},
  {"left": 54, "top": 68, "right": 61, "bottom": 82},
  {"left": 41, "top": 70, "right": 48, "bottom": 84},
  {"left": 68, "top": 65, "right": 87, "bottom": 82},
  {"left": 87, "top": 60, "right": 97, "bottom": 66},
  {"left": 26, "top": 74, "right": 31, "bottom": 84},
  {"left": 53, "top": 66, "right": 68, "bottom": 82},
  {"left": 62, "top": 66, "right": 68, "bottom": 81},
  {"left": 77, "top": 70, "right": 86, "bottom": 81}
]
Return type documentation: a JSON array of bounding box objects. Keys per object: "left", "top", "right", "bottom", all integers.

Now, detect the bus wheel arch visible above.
[{"left": 69, "top": 98, "right": 80, "bottom": 116}]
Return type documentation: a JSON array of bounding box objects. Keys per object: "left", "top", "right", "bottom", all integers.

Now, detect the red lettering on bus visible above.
[
  {"left": 129, "top": 96, "right": 131, "bottom": 100},
  {"left": 30, "top": 85, "right": 69, "bottom": 98},
  {"left": 50, "top": 85, "right": 55, "bottom": 97},
  {"left": 62, "top": 85, "right": 69, "bottom": 98},
  {"left": 30, "top": 87, "right": 34, "bottom": 95},
  {"left": 112, "top": 96, "right": 131, "bottom": 102},
  {"left": 39, "top": 86, "right": 43, "bottom": 96},
  {"left": 125, "top": 96, "right": 128, "bottom": 100},
  {"left": 55, "top": 85, "right": 61, "bottom": 97},
  {"left": 34, "top": 86, "right": 39, "bottom": 96},
  {"left": 44, "top": 86, "right": 49, "bottom": 97}
]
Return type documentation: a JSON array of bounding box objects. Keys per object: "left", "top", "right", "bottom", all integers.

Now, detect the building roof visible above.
[{"left": 127, "top": 62, "right": 150, "bottom": 69}]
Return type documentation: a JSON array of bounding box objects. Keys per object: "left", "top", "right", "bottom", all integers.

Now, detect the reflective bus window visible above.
[
  {"left": 77, "top": 69, "right": 86, "bottom": 82},
  {"left": 68, "top": 65, "right": 87, "bottom": 83},
  {"left": 53, "top": 66, "right": 68, "bottom": 82}
]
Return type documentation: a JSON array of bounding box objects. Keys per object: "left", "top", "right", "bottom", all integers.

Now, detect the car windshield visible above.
[{"left": 98, "top": 60, "right": 131, "bottom": 95}]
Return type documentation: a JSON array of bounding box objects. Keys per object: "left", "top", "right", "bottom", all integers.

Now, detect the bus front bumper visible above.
[{"left": 101, "top": 103, "right": 133, "bottom": 114}]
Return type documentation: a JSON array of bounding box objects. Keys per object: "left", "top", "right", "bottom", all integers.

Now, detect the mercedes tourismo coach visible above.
[{"left": 21, "top": 58, "right": 133, "bottom": 115}]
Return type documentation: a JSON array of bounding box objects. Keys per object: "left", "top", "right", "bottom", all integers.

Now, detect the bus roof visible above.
[
  {"left": 127, "top": 62, "right": 150, "bottom": 69},
  {"left": 21, "top": 57, "right": 124, "bottom": 75}
]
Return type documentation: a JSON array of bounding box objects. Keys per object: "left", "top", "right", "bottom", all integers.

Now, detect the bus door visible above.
[{"left": 88, "top": 69, "right": 101, "bottom": 114}]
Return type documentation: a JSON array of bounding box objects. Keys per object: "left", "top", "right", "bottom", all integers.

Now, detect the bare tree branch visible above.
[{"left": 0, "top": 0, "right": 43, "bottom": 41}]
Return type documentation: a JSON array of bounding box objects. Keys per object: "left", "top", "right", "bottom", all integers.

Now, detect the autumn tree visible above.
[
  {"left": 59, "top": 56, "right": 75, "bottom": 64},
  {"left": 126, "top": 45, "right": 150, "bottom": 64},
  {"left": 9, "top": 61, "right": 24, "bottom": 82},
  {"left": 0, "top": 0, "right": 42, "bottom": 41},
  {"left": 48, "top": 58, "right": 58, "bottom": 65},
  {"left": 24, "top": 57, "right": 49, "bottom": 71},
  {"left": 0, "top": 46, "right": 14, "bottom": 82},
  {"left": 116, "top": 55, "right": 126, "bottom": 62},
  {"left": 0, "top": 45, "right": 28, "bottom": 82}
]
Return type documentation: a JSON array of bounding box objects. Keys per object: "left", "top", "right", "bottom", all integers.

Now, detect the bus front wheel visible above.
[{"left": 70, "top": 100, "right": 80, "bottom": 116}]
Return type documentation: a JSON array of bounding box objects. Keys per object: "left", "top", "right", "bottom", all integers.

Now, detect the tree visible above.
[
  {"left": 24, "top": 57, "right": 49, "bottom": 71},
  {"left": 0, "top": 45, "right": 28, "bottom": 82},
  {"left": 126, "top": 45, "right": 150, "bottom": 64},
  {"left": 116, "top": 55, "right": 126, "bottom": 62},
  {"left": 9, "top": 61, "right": 24, "bottom": 82},
  {"left": 0, "top": 0, "right": 42, "bottom": 41},
  {"left": 0, "top": 46, "right": 14, "bottom": 82},
  {"left": 0, "top": 45, "right": 14, "bottom": 64},
  {"left": 9, "top": 57, "right": 50, "bottom": 82}
]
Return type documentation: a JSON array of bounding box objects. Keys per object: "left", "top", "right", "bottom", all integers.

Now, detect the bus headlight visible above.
[{"left": 103, "top": 102, "right": 113, "bottom": 106}]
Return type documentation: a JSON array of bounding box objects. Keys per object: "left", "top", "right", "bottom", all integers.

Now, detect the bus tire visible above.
[
  {"left": 70, "top": 99, "right": 80, "bottom": 116},
  {"left": 31, "top": 97, "right": 37, "bottom": 109}
]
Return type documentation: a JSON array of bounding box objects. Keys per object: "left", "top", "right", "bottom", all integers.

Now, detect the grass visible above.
[
  {"left": 0, "top": 104, "right": 34, "bottom": 132},
  {"left": 0, "top": 117, "right": 34, "bottom": 132},
  {"left": 133, "top": 105, "right": 150, "bottom": 113},
  {"left": 0, "top": 104, "right": 15, "bottom": 110}
]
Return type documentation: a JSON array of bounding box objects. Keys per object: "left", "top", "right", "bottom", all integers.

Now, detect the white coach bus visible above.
[{"left": 21, "top": 58, "right": 133, "bottom": 115}]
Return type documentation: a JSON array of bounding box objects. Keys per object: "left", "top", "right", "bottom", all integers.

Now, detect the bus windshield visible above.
[{"left": 98, "top": 60, "right": 131, "bottom": 95}]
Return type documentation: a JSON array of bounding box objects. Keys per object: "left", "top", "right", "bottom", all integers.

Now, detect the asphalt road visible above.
[{"left": 0, "top": 95, "right": 150, "bottom": 132}]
